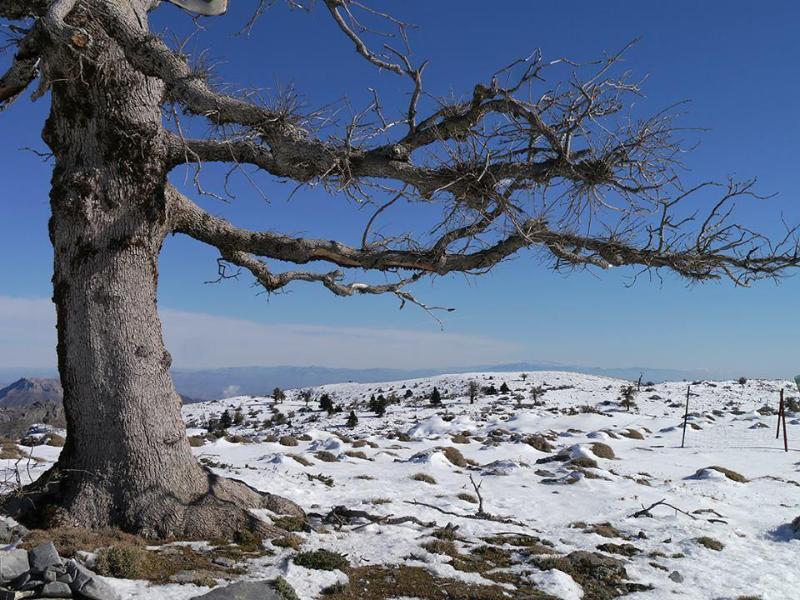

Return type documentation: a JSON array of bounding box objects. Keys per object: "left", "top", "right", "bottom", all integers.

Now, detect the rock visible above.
[
  {"left": 74, "top": 576, "right": 120, "bottom": 600},
  {"left": 40, "top": 581, "right": 72, "bottom": 597},
  {"left": 28, "top": 543, "right": 60, "bottom": 573},
  {"left": 669, "top": 570, "right": 684, "bottom": 583},
  {"left": 189, "top": 580, "right": 285, "bottom": 600},
  {"left": 65, "top": 561, "right": 119, "bottom": 600},
  {"left": 0, "top": 590, "right": 36, "bottom": 599},
  {"left": 169, "top": 570, "right": 218, "bottom": 585},
  {"left": 0, "top": 550, "right": 30, "bottom": 583},
  {"left": 0, "top": 519, "right": 29, "bottom": 545}
]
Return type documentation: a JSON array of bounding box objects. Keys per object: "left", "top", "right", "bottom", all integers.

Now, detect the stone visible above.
[
  {"left": 669, "top": 570, "right": 684, "bottom": 583},
  {"left": 64, "top": 561, "right": 91, "bottom": 590},
  {"left": 189, "top": 580, "right": 285, "bottom": 600},
  {"left": 76, "top": 576, "right": 120, "bottom": 600},
  {"left": 28, "top": 543, "right": 60, "bottom": 573},
  {"left": 168, "top": 570, "right": 217, "bottom": 585},
  {"left": 0, "top": 550, "right": 30, "bottom": 583},
  {"left": 40, "top": 581, "right": 72, "bottom": 597},
  {"left": 0, "top": 519, "right": 29, "bottom": 545},
  {"left": 0, "top": 591, "right": 36, "bottom": 600},
  {"left": 64, "top": 561, "right": 119, "bottom": 600}
]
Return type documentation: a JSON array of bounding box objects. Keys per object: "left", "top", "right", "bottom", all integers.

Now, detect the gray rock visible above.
[
  {"left": 0, "top": 590, "right": 36, "bottom": 599},
  {"left": 40, "top": 581, "right": 72, "bottom": 597},
  {"left": 189, "top": 580, "right": 284, "bottom": 600},
  {"left": 64, "top": 561, "right": 91, "bottom": 591},
  {"left": 73, "top": 575, "right": 120, "bottom": 600},
  {"left": 0, "top": 518, "right": 29, "bottom": 545},
  {"left": 669, "top": 570, "right": 684, "bottom": 583},
  {"left": 28, "top": 543, "right": 60, "bottom": 573},
  {"left": 0, "top": 550, "right": 30, "bottom": 583}
]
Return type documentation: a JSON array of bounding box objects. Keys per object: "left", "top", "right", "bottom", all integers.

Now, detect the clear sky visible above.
[{"left": 1, "top": 1, "right": 799, "bottom": 378}]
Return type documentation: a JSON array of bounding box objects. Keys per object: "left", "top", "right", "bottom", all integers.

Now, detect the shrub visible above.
[
  {"left": 315, "top": 451, "right": 338, "bottom": 463},
  {"left": 274, "top": 576, "right": 301, "bottom": 600},
  {"left": 218, "top": 410, "right": 233, "bottom": 430},
  {"left": 46, "top": 434, "right": 66, "bottom": 447},
  {"left": 187, "top": 436, "right": 205, "bottom": 447},
  {"left": 232, "top": 408, "right": 244, "bottom": 426},
  {"left": 346, "top": 410, "right": 359, "bottom": 428},
  {"left": 591, "top": 442, "right": 615, "bottom": 460},
  {"left": 430, "top": 387, "right": 442, "bottom": 406},
  {"left": 404, "top": 389, "right": 414, "bottom": 399},
  {"left": 411, "top": 473, "right": 436, "bottom": 484},
  {"left": 457, "top": 492, "right": 478, "bottom": 504},
  {"left": 273, "top": 387, "right": 286, "bottom": 403},
  {"left": 95, "top": 544, "right": 151, "bottom": 579},
  {"left": 696, "top": 536, "right": 724, "bottom": 551},
  {"left": 738, "top": 377, "right": 747, "bottom": 386},
  {"left": 294, "top": 549, "right": 348, "bottom": 571},
  {"left": 319, "top": 394, "right": 334, "bottom": 414},
  {"left": 441, "top": 446, "right": 468, "bottom": 467},
  {"left": 467, "top": 380, "right": 480, "bottom": 404},
  {"left": 279, "top": 436, "right": 299, "bottom": 447},
  {"left": 500, "top": 382, "right": 511, "bottom": 394}
]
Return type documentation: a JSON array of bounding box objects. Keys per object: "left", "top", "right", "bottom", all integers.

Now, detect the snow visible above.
[{"left": 4, "top": 371, "right": 800, "bottom": 599}]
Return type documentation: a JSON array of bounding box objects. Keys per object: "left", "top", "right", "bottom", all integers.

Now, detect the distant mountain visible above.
[
  {"left": 0, "top": 378, "right": 65, "bottom": 438},
  {"left": 169, "top": 362, "right": 707, "bottom": 401},
  {"left": 0, "top": 362, "right": 713, "bottom": 406},
  {"left": 0, "top": 378, "right": 63, "bottom": 407}
]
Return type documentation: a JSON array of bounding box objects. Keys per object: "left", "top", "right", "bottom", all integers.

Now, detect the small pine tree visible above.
[
  {"left": 500, "top": 382, "right": 511, "bottom": 394},
  {"left": 218, "top": 409, "right": 233, "bottom": 429},
  {"left": 483, "top": 384, "right": 498, "bottom": 396},
  {"left": 467, "top": 380, "right": 480, "bottom": 404},
  {"left": 299, "top": 389, "right": 313, "bottom": 406},
  {"left": 346, "top": 410, "right": 359, "bottom": 428},
  {"left": 368, "top": 395, "right": 388, "bottom": 416},
  {"left": 430, "top": 387, "right": 442, "bottom": 406},
  {"left": 319, "top": 394, "right": 334, "bottom": 414},
  {"left": 404, "top": 389, "right": 414, "bottom": 399},
  {"left": 232, "top": 407, "right": 244, "bottom": 426},
  {"left": 273, "top": 387, "right": 286, "bottom": 403},
  {"left": 620, "top": 385, "right": 637, "bottom": 411}
]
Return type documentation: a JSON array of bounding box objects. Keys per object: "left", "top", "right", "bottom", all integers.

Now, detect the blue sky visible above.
[{"left": 1, "top": 1, "right": 799, "bottom": 377}]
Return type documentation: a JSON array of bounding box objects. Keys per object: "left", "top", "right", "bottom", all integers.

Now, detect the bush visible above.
[
  {"left": 430, "top": 387, "right": 442, "bottom": 406},
  {"left": 319, "top": 394, "right": 334, "bottom": 414},
  {"left": 95, "top": 544, "right": 151, "bottom": 579},
  {"left": 404, "top": 389, "right": 414, "bottom": 399},
  {"left": 441, "top": 446, "right": 468, "bottom": 467},
  {"left": 315, "top": 450, "right": 338, "bottom": 463},
  {"left": 738, "top": 377, "right": 747, "bottom": 386},
  {"left": 187, "top": 436, "right": 205, "bottom": 447},
  {"left": 294, "top": 549, "right": 348, "bottom": 571},
  {"left": 411, "top": 472, "right": 436, "bottom": 484},
  {"left": 500, "top": 382, "right": 511, "bottom": 394},
  {"left": 273, "top": 387, "right": 286, "bottom": 403},
  {"left": 279, "top": 436, "right": 299, "bottom": 447},
  {"left": 346, "top": 410, "right": 359, "bottom": 428},
  {"left": 368, "top": 395, "right": 388, "bottom": 416}
]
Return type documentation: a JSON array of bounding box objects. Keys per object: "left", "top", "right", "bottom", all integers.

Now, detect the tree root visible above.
[{"left": 1, "top": 464, "right": 304, "bottom": 541}]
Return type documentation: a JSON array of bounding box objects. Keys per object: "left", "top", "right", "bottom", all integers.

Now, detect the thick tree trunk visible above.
[{"left": 3, "top": 1, "right": 300, "bottom": 539}]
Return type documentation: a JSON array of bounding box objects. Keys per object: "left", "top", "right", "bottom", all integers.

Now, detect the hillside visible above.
[{"left": 3, "top": 371, "right": 800, "bottom": 599}]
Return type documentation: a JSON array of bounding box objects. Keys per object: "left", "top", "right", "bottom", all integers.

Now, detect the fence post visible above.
[
  {"left": 782, "top": 391, "right": 789, "bottom": 452},
  {"left": 777, "top": 389, "right": 784, "bottom": 439},
  {"left": 681, "top": 385, "right": 690, "bottom": 449}
]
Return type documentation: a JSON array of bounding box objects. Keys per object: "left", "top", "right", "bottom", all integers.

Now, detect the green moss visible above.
[{"left": 294, "top": 549, "right": 349, "bottom": 571}]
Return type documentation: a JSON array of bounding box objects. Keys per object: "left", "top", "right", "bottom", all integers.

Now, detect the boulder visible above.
[
  {"left": 28, "top": 543, "right": 60, "bottom": 574},
  {"left": 189, "top": 580, "right": 286, "bottom": 600},
  {"left": 0, "top": 549, "right": 30, "bottom": 583}
]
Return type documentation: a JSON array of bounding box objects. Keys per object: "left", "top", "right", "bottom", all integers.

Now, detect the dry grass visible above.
[{"left": 411, "top": 473, "right": 437, "bottom": 485}]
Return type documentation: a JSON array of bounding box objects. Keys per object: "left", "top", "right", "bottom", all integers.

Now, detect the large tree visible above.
[{"left": 1, "top": 0, "right": 797, "bottom": 539}]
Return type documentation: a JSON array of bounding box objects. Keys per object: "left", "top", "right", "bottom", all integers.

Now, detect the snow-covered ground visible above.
[{"left": 4, "top": 372, "right": 800, "bottom": 599}]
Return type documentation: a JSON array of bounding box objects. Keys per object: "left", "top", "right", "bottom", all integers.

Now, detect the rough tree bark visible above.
[
  {"left": 2, "top": 0, "right": 300, "bottom": 539},
  {"left": 0, "top": 0, "right": 797, "bottom": 539}
]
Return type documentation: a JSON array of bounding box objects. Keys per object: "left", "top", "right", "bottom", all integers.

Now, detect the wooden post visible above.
[
  {"left": 681, "top": 385, "right": 690, "bottom": 449},
  {"left": 777, "top": 389, "right": 784, "bottom": 439},
  {"left": 782, "top": 391, "right": 789, "bottom": 452}
]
